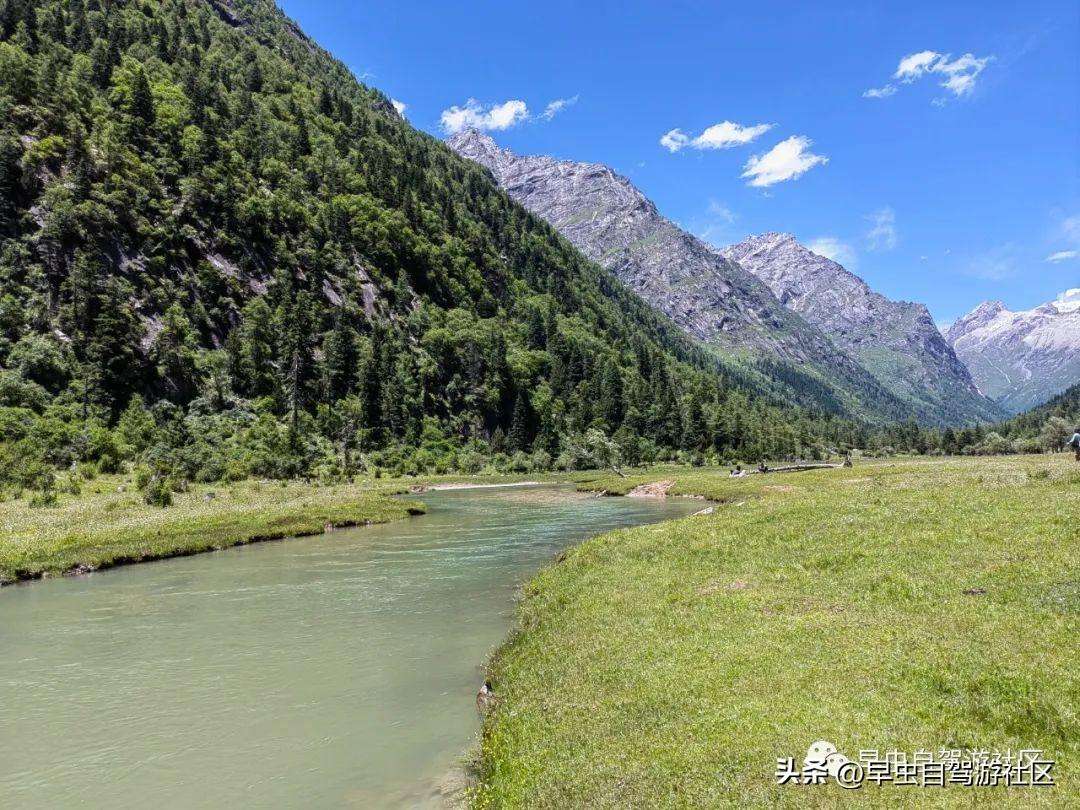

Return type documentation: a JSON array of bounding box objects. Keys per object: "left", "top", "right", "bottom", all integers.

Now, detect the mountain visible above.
[
  {"left": 0, "top": 0, "right": 873, "bottom": 484},
  {"left": 1000, "top": 380, "right": 1080, "bottom": 438},
  {"left": 945, "top": 290, "right": 1080, "bottom": 413},
  {"left": 448, "top": 130, "right": 916, "bottom": 423},
  {"left": 722, "top": 233, "right": 1004, "bottom": 424}
]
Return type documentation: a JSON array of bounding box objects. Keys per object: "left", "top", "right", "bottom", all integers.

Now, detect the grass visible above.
[
  {"left": 0, "top": 475, "right": 426, "bottom": 584},
  {"left": 475, "top": 455, "right": 1080, "bottom": 807}
]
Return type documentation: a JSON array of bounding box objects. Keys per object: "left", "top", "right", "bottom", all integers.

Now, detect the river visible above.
[{"left": 0, "top": 485, "right": 700, "bottom": 808}]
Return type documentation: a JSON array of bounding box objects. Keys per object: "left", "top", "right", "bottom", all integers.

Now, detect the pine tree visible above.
[
  {"left": 508, "top": 390, "right": 533, "bottom": 452},
  {"left": 323, "top": 315, "right": 359, "bottom": 401},
  {"left": 130, "top": 66, "right": 154, "bottom": 123},
  {"left": 597, "top": 357, "right": 624, "bottom": 431},
  {"left": 151, "top": 303, "right": 200, "bottom": 403},
  {"left": 276, "top": 291, "right": 317, "bottom": 427}
]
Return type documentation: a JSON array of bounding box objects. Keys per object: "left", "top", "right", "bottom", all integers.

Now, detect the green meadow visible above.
[
  {"left": 0, "top": 475, "right": 425, "bottom": 585},
  {"left": 474, "top": 455, "right": 1079, "bottom": 807}
]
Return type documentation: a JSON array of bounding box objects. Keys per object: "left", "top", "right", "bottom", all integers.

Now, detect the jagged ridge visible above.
[
  {"left": 946, "top": 289, "right": 1080, "bottom": 413},
  {"left": 722, "top": 233, "right": 1005, "bottom": 424},
  {"left": 450, "top": 131, "right": 985, "bottom": 425}
]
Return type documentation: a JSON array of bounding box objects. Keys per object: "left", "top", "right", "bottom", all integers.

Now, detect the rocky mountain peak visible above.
[
  {"left": 946, "top": 289, "right": 1080, "bottom": 413},
  {"left": 946, "top": 300, "right": 1006, "bottom": 342},
  {"left": 449, "top": 133, "right": 1005, "bottom": 425},
  {"left": 723, "top": 233, "right": 1002, "bottom": 423},
  {"left": 447, "top": 129, "right": 513, "bottom": 172}
]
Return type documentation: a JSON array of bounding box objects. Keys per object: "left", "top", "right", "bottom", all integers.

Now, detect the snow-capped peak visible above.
[
  {"left": 1052, "top": 288, "right": 1080, "bottom": 314},
  {"left": 947, "top": 288, "right": 1080, "bottom": 413}
]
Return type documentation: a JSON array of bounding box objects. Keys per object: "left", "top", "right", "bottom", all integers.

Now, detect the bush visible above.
[
  {"left": 224, "top": 459, "right": 248, "bottom": 482},
  {"left": 133, "top": 465, "right": 153, "bottom": 490},
  {"left": 7, "top": 333, "right": 70, "bottom": 393},
  {"left": 63, "top": 471, "right": 81, "bottom": 496},
  {"left": 1011, "top": 437, "right": 1042, "bottom": 455},
  {"left": 0, "top": 371, "right": 50, "bottom": 411},
  {"left": 143, "top": 475, "right": 173, "bottom": 507},
  {"left": 455, "top": 448, "right": 485, "bottom": 474},
  {"left": 29, "top": 488, "right": 58, "bottom": 508},
  {"left": 530, "top": 449, "right": 552, "bottom": 472}
]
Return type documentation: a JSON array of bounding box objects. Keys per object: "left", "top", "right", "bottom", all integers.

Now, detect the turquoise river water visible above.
[{"left": 0, "top": 485, "right": 700, "bottom": 808}]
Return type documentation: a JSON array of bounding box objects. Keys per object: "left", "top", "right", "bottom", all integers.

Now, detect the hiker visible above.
[{"left": 1069, "top": 427, "right": 1080, "bottom": 461}]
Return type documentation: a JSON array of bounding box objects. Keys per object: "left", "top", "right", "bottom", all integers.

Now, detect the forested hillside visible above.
[
  {"left": 0, "top": 0, "right": 884, "bottom": 495},
  {"left": 992, "top": 382, "right": 1080, "bottom": 450},
  {"left": 887, "top": 382, "right": 1080, "bottom": 457}
]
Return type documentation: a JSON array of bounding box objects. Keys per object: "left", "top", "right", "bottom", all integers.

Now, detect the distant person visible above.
[
  {"left": 1070, "top": 428, "right": 1080, "bottom": 461},
  {"left": 730, "top": 465, "right": 743, "bottom": 477}
]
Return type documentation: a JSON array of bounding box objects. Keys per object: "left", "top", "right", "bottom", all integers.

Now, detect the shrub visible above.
[
  {"left": 224, "top": 459, "right": 248, "bottom": 482},
  {"left": 133, "top": 465, "right": 153, "bottom": 490},
  {"left": 530, "top": 449, "right": 552, "bottom": 472},
  {"left": 7, "top": 333, "right": 70, "bottom": 393},
  {"left": 0, "top": 371, "right": 50, "bottom": 411},
  {"left": 143, "top": 475, "right": 173, "bottom": 507},
  {"left": 456, "top": 448, "right": 485, "bottom": 474},
  {"left": 29, "top": 488, "right": 58, "bottom": 508},
  {"left": 63, "top": 471, "right": 81, "bottom": 496}
]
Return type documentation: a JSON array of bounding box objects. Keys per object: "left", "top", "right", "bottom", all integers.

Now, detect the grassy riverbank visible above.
[
  {"left": 0, "top": 476, "right": 426, "bottom": 584},
  {"left": 475, "top": 456, "right": 1080, "bottom": 807}
]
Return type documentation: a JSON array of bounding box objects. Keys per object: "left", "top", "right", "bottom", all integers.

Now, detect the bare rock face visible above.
[
  {"left": 721, "top": 233, "right": 1004, "bottom": 424},
  {"left": 946, "top": 289, "right": 1080, "bottom": 414},
  {"left": 449, "top": 131, "right": 796, "bottom": 352},
  {"left": 449, "top": 130, "right": 1001, "bottom": 425},
  {"left": 449, "top": 131, "right": 913, "bottom": 422}
]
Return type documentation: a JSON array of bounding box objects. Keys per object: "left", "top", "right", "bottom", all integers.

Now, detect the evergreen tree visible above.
[
  {"left": 323, "top": 315, "right": 359, "bottom": 401},
  {"left": 508, "top": 390, "right": 533, "bottom": 453}
]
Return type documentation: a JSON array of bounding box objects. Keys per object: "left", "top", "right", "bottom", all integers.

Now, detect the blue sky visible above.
[{"left": 279, "top": 0, "right": 1079, "bottom": 323}]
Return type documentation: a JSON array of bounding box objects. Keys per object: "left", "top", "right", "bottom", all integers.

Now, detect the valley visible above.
[{"left": 0, "top": 0, "right": 1077, "bottom": 808}]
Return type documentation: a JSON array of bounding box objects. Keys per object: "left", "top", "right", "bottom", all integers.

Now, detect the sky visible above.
[{"left": 278, "top": 0, "right": 1079, "bottom": 324}]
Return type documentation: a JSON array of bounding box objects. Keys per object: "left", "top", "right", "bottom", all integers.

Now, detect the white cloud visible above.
[
  {"left": 741, "top": 135, "right": 828, "bottom": 187},
  {"left": 865, "top": 49, "right": 993, "bottom": 102},
  {"left": 541, "top": 95, "right": 579, "bottom": 120},
  {"left": 1046, "top": 250, "right": 1078, "bottom": 263},
  {"left": 440, "top": 98, "right": 529, "bottom": 134},
  {"left": 1054, "top": 289, "right": 1080, "bottom": 312},
  {"left": 693, "top": 121, "right": 774, "bottom": 149},
  {"left": 660, "top": 121, "right": 773, "bottom": 152},
  {"left": 660, "top": 128, "right": 689, "bottom": 152},
  {"left": 865, "top": 207, "right": 898, "bottom": 251},
  {"left": 863, "top": 85, "right": 897, "bottom": 99},
  {"left": 934, "top": 53, "right": 992, "bottom": 96},
  {"left": 391, "top": 99, "right": 407, "bottom": 117},
  {"left": 807, "top": 237, "right": 857, "bottom": 268},
  {"left": 895, "top": 50, "right": 943, "bottom": 81}
]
